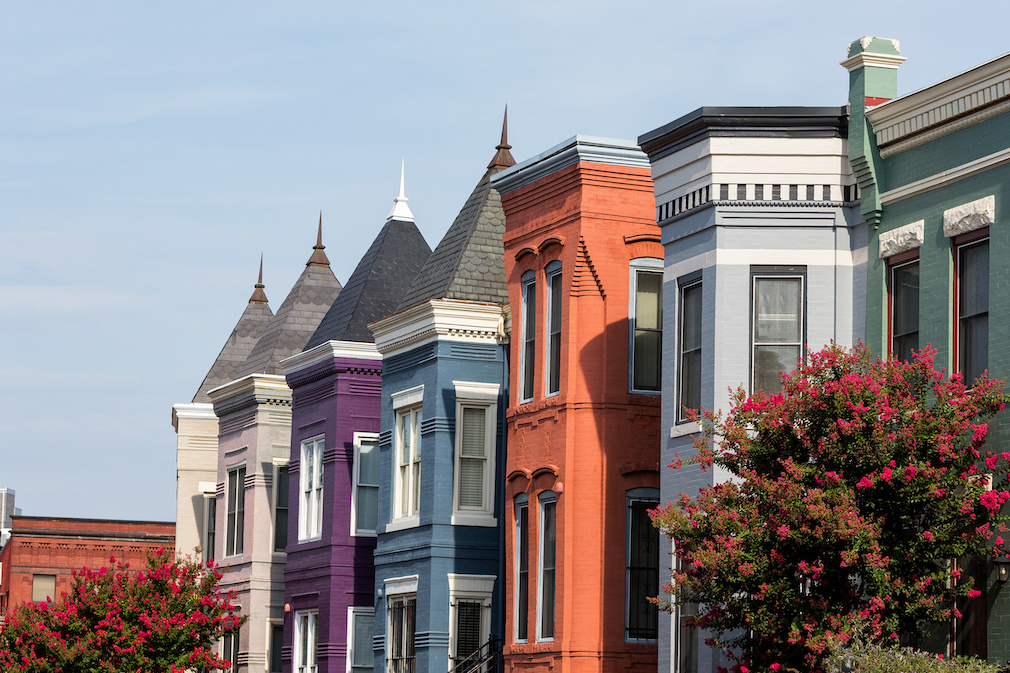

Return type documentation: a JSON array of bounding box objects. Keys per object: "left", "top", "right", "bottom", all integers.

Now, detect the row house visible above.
[
  {"left": 280, "top": 169, "right": 430, "bottom": 673},
  {"left": 368, "top": 119, "right": 515, "bottom": 673},
  {"left": 844, "top": 36, "right": 1010, "bottom": 661},
  {"left": 637, "top": 107, "right": 866, "bottom": 673},
  {"left": 492, "top": 136, "right": 662, "bottom": 673}
]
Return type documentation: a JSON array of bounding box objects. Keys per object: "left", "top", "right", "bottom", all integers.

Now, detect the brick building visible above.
[
  {"left": 0, "top": 516, "right": 175, "bottom": 619},
  {"left": 493, "top": 135, "right": 662, "bottom": 673}
]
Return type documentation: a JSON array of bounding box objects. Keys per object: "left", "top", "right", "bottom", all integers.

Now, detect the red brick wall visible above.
[{"left": 501, "top": 160, "right": 661, "bottom": 673}]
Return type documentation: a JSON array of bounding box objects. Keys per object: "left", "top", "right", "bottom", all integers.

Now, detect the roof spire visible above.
[
  {"left": 307, "top": 211, "right": 331, "bottom": 266},
  {"left": 487, "top": 105, "right": 516, "bottom": 170},
  {"left": 386, "top": 160, "right": 415, "bottom": 223},
  {"left": 249, "top": 254, "right": 269, "bottom": 303}
]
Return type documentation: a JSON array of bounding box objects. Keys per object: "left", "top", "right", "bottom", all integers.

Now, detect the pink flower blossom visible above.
[
  {"left": 857, "top": 476, "right": 874, "bottom": 489},
  {"left": 923, "top": 531, "right": 933, "bottom": 541},
  {"left": 968, "top": 589, "right": 982, "bottom": 598},
  {"left": 771, "top": 664, "right": 781, "bottom": 672},
  {"left": 904, "top": 465, "right": 917, "bottom": 480},
  {"left": 881, "top": 467, "right": 893, "bottom": 482},
  {"left": 997, "top": 536, "right": 1004, "bottom": 546}
]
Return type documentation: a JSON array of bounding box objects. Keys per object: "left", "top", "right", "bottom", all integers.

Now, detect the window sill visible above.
[
  {"left": 670, "top": 422, "right": 700, "bottom": 438},
  {"left": 351, "top": 530, "right": 378, "bottom": 538},
  {"left": 297, "top": 535, "right": 323, "bottom": 544},
  {"left": 384, "top": 515, "right": 420, "bottom": 533},
  {"left": 450, "top": 512, "right": 497, "bottom": 527}
]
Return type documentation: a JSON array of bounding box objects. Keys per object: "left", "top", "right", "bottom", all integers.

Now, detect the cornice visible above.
[
  {"left": 840, "top": 51, "right": 906, "bottom": 73},
  {"left": 869, "top": 52, "right": 1010, "bottom": 153},
  {"left": 171, "top": 402, "right": 217, "bottom": 431},
  {"left": 280, "top": 340, "right": 381, "bottom": 375},
  {"left": 493, "top": 135, "right": 648, "bottom": 195},
  {"left": 879, "top": 146, "right": 1010, "bottom": 205},
  {"left": 208, "top": 374, "right": 292, "bottom": 416},
  {"left": 369, "top": 299, "right": 508, "bottom": 357}
]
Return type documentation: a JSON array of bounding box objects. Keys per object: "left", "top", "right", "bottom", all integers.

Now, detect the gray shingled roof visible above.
[
  {"left": 192, "top": 298, "right": 274, "bottom": 403},
  {"left": 396, "top": 166, "right": 511, "bottom": 310},
  {"left": 305, "top": 219, "right": 431, "bottom": 348},
  {"left": 238, "top": 260, "right": 342, "bottom": 377}
]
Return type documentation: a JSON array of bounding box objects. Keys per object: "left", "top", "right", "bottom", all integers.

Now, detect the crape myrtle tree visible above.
[
  {"left": 651, "top": 344, "right": 1009, "bottom": 672},
  {"left": 0, "top": 548, "right": 244, "bottom": 672}
]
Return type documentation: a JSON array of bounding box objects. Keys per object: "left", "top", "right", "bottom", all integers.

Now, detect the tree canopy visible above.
[
  {"left": 652, "top": 345, "right": 1009, "bottom": 671},
  {"left": 0, "top": 549, "right": 244, "bottom": 672}
]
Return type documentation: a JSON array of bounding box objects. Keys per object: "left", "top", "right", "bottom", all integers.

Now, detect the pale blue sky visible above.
[{"left": 1, "top": 1, "right": 1007, "bottom": 521}]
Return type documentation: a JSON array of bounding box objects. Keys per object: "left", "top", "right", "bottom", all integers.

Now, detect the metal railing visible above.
[{"left": 449, "top": 635, "right": 503, "bottom": 673}]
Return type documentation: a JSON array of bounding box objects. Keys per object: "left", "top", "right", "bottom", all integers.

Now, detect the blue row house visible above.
[
  {"left": 637, "top": 107, "right": 866, "bottom": 673},
  {"left": 368, "top": 118, "right": 515, "bottom": 673},
  {"left": 280, "top": 169, "right": 431, "bottom": 673}
]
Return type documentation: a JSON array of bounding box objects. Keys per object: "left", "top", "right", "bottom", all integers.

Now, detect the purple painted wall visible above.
[{"left": 284, "top": 351, "right": 381, "bottom": 673}]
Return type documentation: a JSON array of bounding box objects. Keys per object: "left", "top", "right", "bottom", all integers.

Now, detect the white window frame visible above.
[
  {"left": 351, "top": 431, "right": 381, "bottom": 537},
  {"left": 199, "top": 481, "right": 217, "bottom": 564},
  {"left": 273, "top": 459, "right": 289, "bottom": 554},
  {"left": 625, "top": 488, "right": 660, "bottom": 643},
  {"left": 389, "top": 385, "right": 424, "bottom": 531},
  {"left": 384, "top": 574, "right": 419, "bottom": 673},
  {"left": 347, "top": 605, "right": 375, "bottom": 672},
  {"left": 514, "top": 494, "right": 529, "bottom": 644},
  {"left": 519, "top": 271, "right": 537, "bottom": 403},
  {"left": 751, "top": 267, "right": 806, "bottom": 395},
  {"left": 537, "top": 491, "right": 557, "bottom": 642},
  {"left": 451, "top": 381, "right": 499, "bottom": 527},
  {"left": 294, "top": 609, "right": 319, "bottom": 673},
  {"left": 544, "top": 261, "right": 562, "bottom": 397},
  {"left": 299, "top": 435, "right": 325, "bottom": 541},
  {"left": 676, "top": 273, "right": 702, "bottom": 423},
  {"left": 225, "top": 463, "right": 246, "bottom": 557},
  {"left": 629, "top": 258, "right": 664, "bottom": 394},
  {"left": 448, "top": 574, "right": 495, "bottom": 669}
]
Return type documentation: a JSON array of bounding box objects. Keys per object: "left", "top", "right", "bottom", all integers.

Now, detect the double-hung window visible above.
[
  {"left": 202, "top": 489, "right": 217, "bottom": 563},
  {"left": 294, "top": 610, "right": 318, "bottom": 673},
  {"left": 520, "top": 271, "right": 537, "bottom": 402},
  {"left": 452, "top": 381, "right": 499, "bottom": 526},
  {"left": 222, "top": 629, "right": 239, "bottom": 673},
  {"left": 448, "top": 574, "right": 495, "bottom": 669},
  {"left": 347, "top": 606, "right": 374, "bottom": 672},
  {"left": 631, "top": 259, "right": 663, "bottom": 393},
  {"left": 514, "top": 494, "right": 529, "bottom": 643},
  {"left": 545, "top": 262, "right": 562, "bottom": 396},
  {"left": 226, "top": 465, "right": 246, "bottom": 556},
  {"left": 388, "top": 595, "right": 416, "bottom": 673},
  {"left": 889, "top": 254, "right": 919, "bottom": 361},
  {"left": 391, "top": 386, "right": 423, "bottom": 526},
  {"left": 752, "top": 267, "right": 805, "bottom": 394},
  {"left": 273, "top": 462, "right": 289, "bottom": 552},
  {"left": 957, "top": 234, "right": 989, "bottom": 384},
  {"left": 626, "top": 489, "right": 660, "bottom": 641},
  {"left": 537, "top": 491, "right": 557, "bottom": 641},
  {"left": 352, "top": 433, "right": 380, "bottom": 536},
  {"left": 300, "top": 436, "right": 324, "bottom": 541},
  {"left": 677, "top": 274, "right": 702, "bottom": 421}
]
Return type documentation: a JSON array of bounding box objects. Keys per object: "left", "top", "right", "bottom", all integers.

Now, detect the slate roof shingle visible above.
[
  {"left": 306, "top": 219, "right": 431, "bottom": 348},
  {"left": 192, "top": 293, "right": 274, "bottom": 403}
]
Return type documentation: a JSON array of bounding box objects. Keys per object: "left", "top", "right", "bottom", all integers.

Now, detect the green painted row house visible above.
[{"left": 845, "top": 36, "right": 1010, "bottom": 660}]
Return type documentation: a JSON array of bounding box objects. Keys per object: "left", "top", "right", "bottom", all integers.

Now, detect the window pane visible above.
[
  {"left": 892, "top": 262, "right": 919, "bottom": 336},
  {"left": 961, "top": 315, "right": 989, "bottom": 384},
  {"left": 275, "top": 466, "right": 288, "bottom": 552},
  {"left": 358, "top": 438, "right": 380, "bottom": 485},
  {"left": 459, "top": 459, "right": 484, "bottom": 508},
  {"left": 755, "top": 277, "right": 801, "bottom": 343},
  {"left": 959, "top": 241, "right": 989, "bottom": 383},
  {"left": 681, "top": 283, "right": 701, "bottom": 352},
  {"left": 32, "top": 574, "right": 55, "bottom": 602},
  {"left": 358, "top": 485, "right": 378, "bottom": 533},
  {"left": 352, "top": 613, "right": 374, "bottom": 668},
  {"left": 460, "top": 408, "right": 485, "bottom": 457},
  {"left": 627, "top": 499, "right": 659, "bottom": 640},
  {"left": 271, "top": 623, "right": 284, "bottom": 672},
  {"left": 960, "top": 242, "right": 989, "bottom": 317},
  {"left": 456, "top": 601, "right": 483, "bottom": 663},
  {"left": 636, "top": 272, "right": 662, "bottom": 330},
  {"left": 754, "top": 345, "right": 800, "bottom": 393},
  {"left": 540, "top": 500, "right": 556, "bottom": 639},
  {"left": 634, "top": 330, "right": 661, "bottom": 390},
  {"left": 516, "top": 503, "right": 529, "bottom": 641}
]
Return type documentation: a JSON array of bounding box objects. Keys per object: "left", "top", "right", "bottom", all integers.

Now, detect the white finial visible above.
[{"left": 386, "top": 159, "right": 415, "bottom": 223}]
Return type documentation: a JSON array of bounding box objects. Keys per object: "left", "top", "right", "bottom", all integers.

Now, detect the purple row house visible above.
[{"left": 280, "top": 171, "right": 431, "bottom": 673}]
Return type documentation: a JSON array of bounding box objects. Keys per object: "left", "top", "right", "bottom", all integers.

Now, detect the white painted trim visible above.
[
  {"left": 370, "top": 299, "right": 508, "bottom": 358},
  {"left": 198, "top": 481, "right": 217, "bottom": 494},
  {"left": 207, "top": 373, "right": 289, "bottom": 402},
  {"left": 452, "top": 395, "right": 498, "bottom": 524},
  {"left": 350, "top": 432, "right": 380, "bottom": 538},
  {"left": 880, "top": 147, "right": 1010, "bottom": 205},
  {"left": 878, "top": 220, "right": 925, "bottom": 258},
  {"left": 391, "top": 384, "right": 424, "bottom": 410},
  {"left": 383, "top": 514, "right": 419, "bottom": 533},
  {"left": 384, "top": 574, "right": 419, "bottom": 596},
  {"left": 346, "top": 606, "right": 375, "bottom": 673},
  {"left": 840, "top": 50, "right": 906, "bottom": 72},
  {"left": 943, "top": 195, "right": 995, "bottom": 238},
  {"left": 670, "top": 422, "right": 700, "bottom": 439},
  {"left": 281, "top": 340, "right": 381, "bottom": 374},
  {"left": 453, "top": 381, "right": 500, "bottom": 402},
  {"left": 172, "top": 402, "right": 217, "bottom": 420}
]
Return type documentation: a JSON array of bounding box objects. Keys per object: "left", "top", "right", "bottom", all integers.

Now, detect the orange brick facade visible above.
[
  {"left": 0, "top": 516, "right": 175, "bottom": 618},
  {"left": 497, "top": 143, "right": 662, "bottom": 673}
]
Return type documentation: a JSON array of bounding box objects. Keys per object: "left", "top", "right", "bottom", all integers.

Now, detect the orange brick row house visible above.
[{"left": 493, "top": 136, "right": 662, "bottom": 673}]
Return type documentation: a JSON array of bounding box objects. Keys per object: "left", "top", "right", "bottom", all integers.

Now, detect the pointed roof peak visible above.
[
  {"left": 487, "top": 105, "right": 516, "bottom": 170},
  {"left": 307, "top": 212, "right": 331, "bottom": 266},
  {"left": 249, "top": 254, "right": 269, "bottom": 304},
  {"left": 386, "top": 160, "right": 415, "bottom": 223}
]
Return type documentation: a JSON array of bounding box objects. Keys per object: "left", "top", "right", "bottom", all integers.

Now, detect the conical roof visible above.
[
  {"left": 237, "top": 225, "right": 343, "bottom": 377},
  {"left": 306, "top": 184, "right": 431, "bottom": 347},
  {"left": 192, "top": 261, "right": 274, "bottom": 403},
  {"left": 396, "top": 112, "right": 514, "bottom": 310}
]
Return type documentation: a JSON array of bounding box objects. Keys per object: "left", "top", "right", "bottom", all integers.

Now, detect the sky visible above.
[{"left": 2, "top": 1, "right": 1009, "bottom": 522}]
